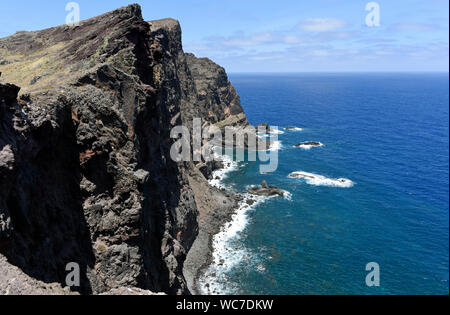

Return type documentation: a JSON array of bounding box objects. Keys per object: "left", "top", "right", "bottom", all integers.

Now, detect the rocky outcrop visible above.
[
  {"left": 0, "top": 4, "right": 249, "bottom": 295},
  {"left": 184, "top": 53, "right": 246, "bottom": 125},
  {"left": 248, "top": 180, "right": 285, "bottom": 197}
]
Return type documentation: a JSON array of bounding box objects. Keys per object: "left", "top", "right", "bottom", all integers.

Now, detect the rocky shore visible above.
[
  {"left": 183, "top": 180, "right": 239, "bottom": 294},
  {"left": 184, "top": 162, "right": 286, "bottom": 294}
]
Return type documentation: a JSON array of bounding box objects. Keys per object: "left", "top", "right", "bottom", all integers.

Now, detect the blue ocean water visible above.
[{"left": 211, "top": 73, "right": 449, "bottom": 295}]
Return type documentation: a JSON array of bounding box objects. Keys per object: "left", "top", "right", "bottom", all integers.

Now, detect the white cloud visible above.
[
  {"left": 249, "top": 55, "right": 281, "bottom": 61},
  {"left": 205, "top": 32, "right": 275, "bottom": 48},
  {"left": 297, "top": 18, "right": 348, "bottom": 32},
  {"left": 183, "top": 16, "right": 448, "bottom": 72}
]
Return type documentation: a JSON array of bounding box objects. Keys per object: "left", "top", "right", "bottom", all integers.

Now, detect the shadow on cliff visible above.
[
  {"left": 0, "top": 98, "right": 96, "bottom": 295},
  {"left": 134, "top": 91, "right": 188, "bottom": 294}
]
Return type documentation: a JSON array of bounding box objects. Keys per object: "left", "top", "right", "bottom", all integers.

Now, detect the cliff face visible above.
[{"left": 0, "top": 4, "right": 247, "bottom": 295}]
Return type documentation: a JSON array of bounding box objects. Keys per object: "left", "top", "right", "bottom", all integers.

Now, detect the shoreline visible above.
[
  {"left": 183, "top": 139, "right": 288, "bottom": 294},
  {"left": 183, "top": 182, "right": 240, "bottom": 295},
  {"left": 183, "top": 155, "right": 241, "bottom": 295},
  {"left": 183, "top": 159, "right": 288, "bottom": 295}
]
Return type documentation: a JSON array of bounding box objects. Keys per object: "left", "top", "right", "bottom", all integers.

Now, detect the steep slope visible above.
[{"left": 0, "top": 4, "right": 248, "bottom": 295}]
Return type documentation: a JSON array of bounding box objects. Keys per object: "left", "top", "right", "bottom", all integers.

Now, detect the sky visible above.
[{"left": 0, "top": 0, "right": 448, "bottom": 72}]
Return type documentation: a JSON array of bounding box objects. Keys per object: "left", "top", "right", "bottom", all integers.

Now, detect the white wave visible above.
[
  {"left": 198, "top": 184, "right": 292, "bottom": 294},
  {"left": 257, "top": 133, "right": 271, "bottom": 141},
  {"left": 256, "top": 264, "right": 266, "bottom": 273},
  {"left": 284, "top": 127, "right": 303, "bottom": 132},
  {"left": 288, "top": 171, "right": 355, "bottom": 188},
  {"left": 283, "top": 190, "right": 293, "bottom": 201},
  {"left": 208, "top": 153, "right": 238, "bottom": 189},
  {"left": 268, "top": 129, "right": 285, "bottom": 135},
  {"left": 294, "top": 142, "right": 324, "bottom": 150},
  {"left": 198, "top": 193, "right": 272, "bottom": 295},
  {"left": 269, "top": 140, "right": 283, "bottom": 151}
]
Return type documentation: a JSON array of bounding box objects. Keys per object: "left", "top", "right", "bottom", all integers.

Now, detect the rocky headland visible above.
[{"left": 0, "top": 4, "right": 256, "bottom": 295}]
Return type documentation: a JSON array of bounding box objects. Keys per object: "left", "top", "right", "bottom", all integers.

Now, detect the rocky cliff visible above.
[{"left": 0, "top": 4, "right": 247, "bottom": 295}]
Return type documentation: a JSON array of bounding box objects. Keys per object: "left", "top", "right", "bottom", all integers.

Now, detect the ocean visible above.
[{"left": 199, "top": 73, "right": 449, "bottom": 295}]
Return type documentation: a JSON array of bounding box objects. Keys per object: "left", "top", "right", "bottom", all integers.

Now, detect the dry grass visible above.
[{"left": 0, "top": 42, "right": 72, "bottom": 94}]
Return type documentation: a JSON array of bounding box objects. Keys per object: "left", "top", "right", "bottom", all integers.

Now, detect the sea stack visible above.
[{"left": 248, "top": 181, "right": 285, "bottom": 197}]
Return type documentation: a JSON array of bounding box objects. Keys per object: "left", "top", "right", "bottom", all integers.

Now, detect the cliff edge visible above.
[{"left": 0, "top": 4, "right": 247, "bottom": 295}]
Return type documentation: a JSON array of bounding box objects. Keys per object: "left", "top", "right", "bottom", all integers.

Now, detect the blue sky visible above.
[{"left": 0, "top": 0, "right": 448, "bottom": 72}]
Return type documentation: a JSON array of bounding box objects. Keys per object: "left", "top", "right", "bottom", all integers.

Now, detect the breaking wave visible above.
[
  {"left": 294, "top": 142, "right": 324, "bottom": 150},
  {"left": 198, "top": 192, "right": 270, "bottom": 295},
  {"left": 288, "top": 171, "right": 355, "bottom": 188},
  {"left": 284, "top": 127, "right": 303, "bottom": 132},
  {"left": 269, "top": 140, "right": 283, "bottom": 151},
  {"left": 209, "top": 153, "right": 238, "bottom": 189},
  {"left": 268, "top": 129, "right": 285, "bottom": 135},
  {"left": 199, "top": 184, "right": 291, "bottom": 294}
]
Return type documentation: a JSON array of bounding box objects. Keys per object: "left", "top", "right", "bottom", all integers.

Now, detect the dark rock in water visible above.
[
  {"left": 197, "top": 163, "right": 210, "bottom": 179},
  {"left": 211, "top": 160, "right": 224, "bottom": 171},
  {"left": 248, "top": 181, "right": 285, "bottom": 197},
  {"left": 0, "top": 4, "right": 251, "bottom": 295},
  {"left": 196, "top": 159, "right": 225, "bottom": 180}
]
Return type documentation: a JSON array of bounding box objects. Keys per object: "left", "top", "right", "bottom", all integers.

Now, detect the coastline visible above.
[
  {"left": 183, "top": 157, "right": 241, "bottom": 295},
  {"left": 183, "top": 153, "right": 290, "bottom": 295}
]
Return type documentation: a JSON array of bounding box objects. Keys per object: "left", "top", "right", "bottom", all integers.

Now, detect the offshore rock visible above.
[{"left": 248, "top": 181, "right": 285, "bottom": 197}]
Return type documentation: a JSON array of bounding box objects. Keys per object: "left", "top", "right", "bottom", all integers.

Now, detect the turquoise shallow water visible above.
[{"left": 208, "top": 73, "right": 449, "bottom": 295}]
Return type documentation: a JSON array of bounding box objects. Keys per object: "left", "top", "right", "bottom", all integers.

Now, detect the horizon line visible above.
[{"left": 228, "top": 71, "right": 450, "bottom": 74}]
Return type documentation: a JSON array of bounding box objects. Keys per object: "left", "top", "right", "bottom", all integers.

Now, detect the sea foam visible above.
[
  {"left": 201, "top": 146, "right": 291, "bottom": 294},
  {"left": 285, "top": 127, "right": 303, "bottom": 132},
  {"left": 199, "top": 186, "right": 291, "bottom": 295},
  {"left": 294, "top": 142, "right": 324, "bottom": 150},
  {"left": 198, "top": 193, "right": 268, "bottom": 295},
  {"left": 269, "top": 140, "right": 283, "bottom": 151},
  {"left": 288, "top": 171, "right": 355, "bottom": 188},
  {"left": 208, "top": 153, "right": 238, "bottom": 189},
  {"left": 269, "top": 129, "right": 285, "bottom": 135}
]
